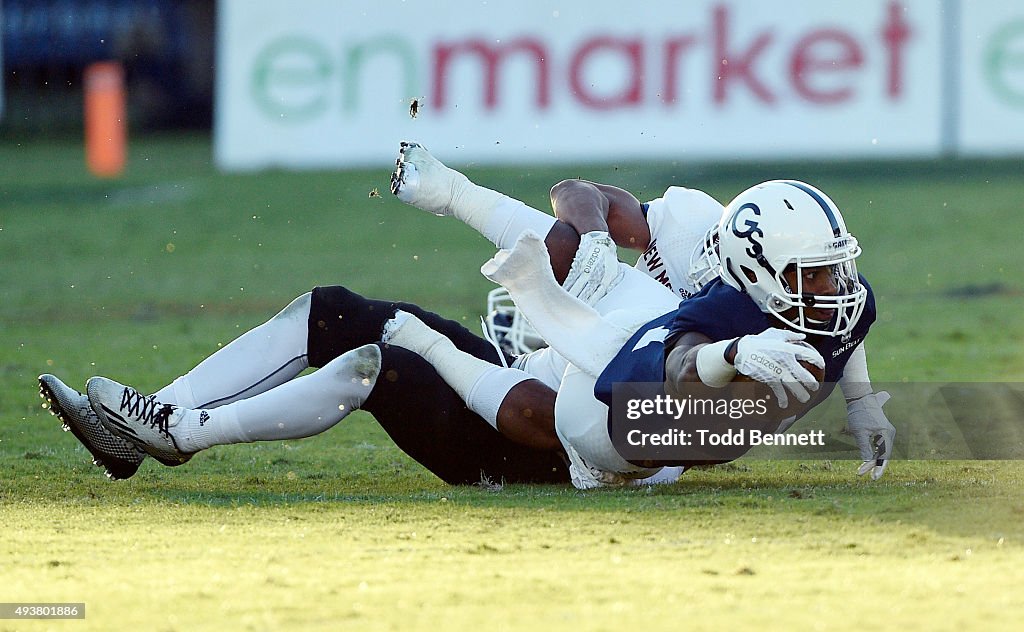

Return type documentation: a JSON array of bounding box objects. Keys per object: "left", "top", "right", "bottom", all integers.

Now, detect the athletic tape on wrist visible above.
[{"left": 695, "top": 338, "right": 737, "bottom": 387}]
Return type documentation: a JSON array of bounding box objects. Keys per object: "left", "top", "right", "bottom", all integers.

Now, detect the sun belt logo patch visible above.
[{"left": 832, "top": 337, "right": 863, "bottom": 358}]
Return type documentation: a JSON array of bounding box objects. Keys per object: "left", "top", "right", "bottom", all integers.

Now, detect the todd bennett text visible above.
[{"left": 625, "top": 427, "right": 826, "bottom": 447}]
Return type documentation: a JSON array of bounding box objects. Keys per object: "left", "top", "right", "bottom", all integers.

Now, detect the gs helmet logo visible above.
[{"left": 731, "top": 202, "right": 764, "bottom": 258}]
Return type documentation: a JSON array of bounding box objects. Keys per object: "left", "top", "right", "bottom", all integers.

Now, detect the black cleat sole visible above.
[{"left": 38, "top": 375, "right": 143, "bottom": 480}]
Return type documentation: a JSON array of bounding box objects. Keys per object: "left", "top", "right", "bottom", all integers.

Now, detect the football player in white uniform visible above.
[{"left": 391, "top": 143, "right": 722, "bottom": 418}]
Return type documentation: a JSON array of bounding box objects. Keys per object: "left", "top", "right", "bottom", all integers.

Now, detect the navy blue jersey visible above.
[{"left": 595, "top": 277, "right": 876, "bottom": 410}]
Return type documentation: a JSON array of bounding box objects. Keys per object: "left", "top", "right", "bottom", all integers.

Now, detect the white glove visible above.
[
  {"left": 561, "top": 231, "right": 623, "bottom": 306},
  {"left": 733, "top": 328, "right": 825, "bottom": 409},
  {"left": 846, "top": 391, "right": 894, "bottom": 481}
]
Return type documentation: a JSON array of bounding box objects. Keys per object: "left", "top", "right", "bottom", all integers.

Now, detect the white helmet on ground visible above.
[
  {"left": 484, "top": 287, "right": 546, "bottom": 355},
  {"left": 717, "top": 180, "right": 867, "bottom": 337}
]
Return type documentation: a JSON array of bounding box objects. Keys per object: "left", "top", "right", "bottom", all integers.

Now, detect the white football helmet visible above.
[
  {"left": 717, "top": 180, "right": 867, "bottom": 337},
  {"left": 687, "top": 224, "right": 722, "bottom": 291},
  {"left": 484, "top": 287, "right": 547, "bottom": 355}
]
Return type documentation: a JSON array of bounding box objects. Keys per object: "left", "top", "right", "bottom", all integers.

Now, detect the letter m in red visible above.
[{"left": 433, "top": 38, "right": 550, "bottom": 110}]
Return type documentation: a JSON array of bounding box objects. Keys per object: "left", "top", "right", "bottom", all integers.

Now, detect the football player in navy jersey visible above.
[
  {"left": 385, "top": 179, "right": 894, "bottom": 488},
  {"left": 663, "top": 181, "right": 879, "bottom": 431},
  {"left": 390, "top": 144, "right": 893, "bottom": 486}
]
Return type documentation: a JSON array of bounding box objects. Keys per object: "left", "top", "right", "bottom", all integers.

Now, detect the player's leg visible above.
[
  {"left": 41, "top": 291, "right": 315, "bottom": 477},
  {"left": 553, "top": 364, "right": 660, "bottom": 488},
  {"left": 364, "top": 345, "right": 568, "bottom": 484},
  {"left": 390, "top": 142, "right": 581, "bottom": 282},
  {"left": 152, "top": 292, "right": 313, "bottom": 408},
  {"left": 86, "top": 344, "right": 383, "bottom": 463},
  {"left": 146, "top": 284, "right": 510, "bottom": 409},
  {"left": 378, "top": 310, "right": 660, "bottom": 488},
  {"left": 46, "top": 285, "right": 511, "bottom": 480},
  {"left": 481, "top": 231, "right": 642, "bottom": 377},
  {"left": 87, "top": 342, "right": 569, "bottom": 485},
  {"left": 37, "top": 292, "right": 314, "bottom": 479},
  {"left": 383, "top": 310, "right": 560, "bottom": 451}
]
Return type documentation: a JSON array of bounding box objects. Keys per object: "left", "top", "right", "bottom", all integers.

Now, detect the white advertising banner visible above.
[
  {"left": 215, "top": 0, "right": 944, "bottom": 169},
  {"left": 958, "top": 1, "right": 1024, "bottom": 155}
]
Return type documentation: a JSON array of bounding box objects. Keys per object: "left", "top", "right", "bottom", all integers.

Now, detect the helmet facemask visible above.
[
  {"left": 762, "top": 244, "right": 867, "bottom": 337},
  {"left": 484, "top": 287, "right": 546, "bottom": 355},
  {"left": 687, "top": 225, "right": 721, "bottom": 291}
]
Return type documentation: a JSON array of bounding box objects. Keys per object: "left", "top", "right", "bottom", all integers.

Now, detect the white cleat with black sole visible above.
[
  {"left": 38, "top": 373, "right": 147, "bottom": 480},
  {"left": 87, "top": 377, "right": 194, "bottom": 466},
  {"left": 389, "top": 141, "right": 470, "bottom": 216}
]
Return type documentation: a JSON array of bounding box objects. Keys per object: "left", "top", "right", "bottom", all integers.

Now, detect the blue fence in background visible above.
[
  {"left": 3, "top": 0, "right": 189, "bottom": 66},
  {"left": 1, "top": 0, "right": 214, "bottom": 132}
]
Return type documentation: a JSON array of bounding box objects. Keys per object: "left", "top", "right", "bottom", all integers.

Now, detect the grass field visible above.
[{"left": 2, "top": 135, "right": 1023, "bottom": 630}]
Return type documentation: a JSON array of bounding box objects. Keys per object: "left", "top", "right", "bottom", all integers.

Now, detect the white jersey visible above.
[{"left": 635, "top": 187, "right": 724, "bottom": 300}]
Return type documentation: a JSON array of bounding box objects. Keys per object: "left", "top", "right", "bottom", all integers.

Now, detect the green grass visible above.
[{"left": 1, "top": 135, "right": 1023, "bottom": 630}]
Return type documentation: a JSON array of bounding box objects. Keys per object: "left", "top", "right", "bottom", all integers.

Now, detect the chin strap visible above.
[{"left": 479, "top": 316, "right": 511, "bottom": 368}]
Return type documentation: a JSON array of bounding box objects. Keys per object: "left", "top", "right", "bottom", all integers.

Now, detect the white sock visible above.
[
  {"left": 451, "top": 184, "right": 557, "bottom": 250},
  {"left": 481, "top": 231, "right": 632, "bottom": 377},
  {"left": 466, "top": 366, "right": 536, "bottom": 429},
  {"left": 171, "top": 344, "right": 380, "bottom": 451},
  {"left": 384, "top": 312, "right": 531, "bottom": 428},
  {"left": 153, "top": 293, "right": 311, "bottom": 408}
]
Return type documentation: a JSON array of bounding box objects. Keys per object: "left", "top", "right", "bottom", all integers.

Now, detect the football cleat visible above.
[
  {"left": 389, "top": 141, "right": 469, "bottom": 216},
  {"left": 87, "top": 377, "right": 194, "bottom": 466},
  {"left": 562, "top": 442, "right": 630, "bottom": 490},
  {"left": 38, "top": 374, "right": 147, "bottom": 480}
]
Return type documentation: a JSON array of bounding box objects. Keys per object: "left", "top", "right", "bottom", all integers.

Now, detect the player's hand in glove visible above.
[
  {"left": 733, "top": 328, "right": 825, "bottom": 409},
  {"left": 846, "top": 391, "right": 894, "bottom": 481},
  {"left": 561, "top": 231, "right": 623, "bottom": 305}
]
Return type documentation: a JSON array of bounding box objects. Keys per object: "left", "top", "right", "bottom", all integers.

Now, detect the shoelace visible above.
[{"left": 119, "top": 388, "right": 177, "bottom": 436}]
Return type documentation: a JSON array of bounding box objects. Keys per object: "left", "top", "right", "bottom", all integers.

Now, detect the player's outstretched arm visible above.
[
  {"left": 548, "top": 180, "right": 649, "bottom": 304},
  {"left": 550, "top": 180, "right": 651, "bottom": 251},
  {"left": 839, "top": 343, "right": 894, "bottom": 480}
]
